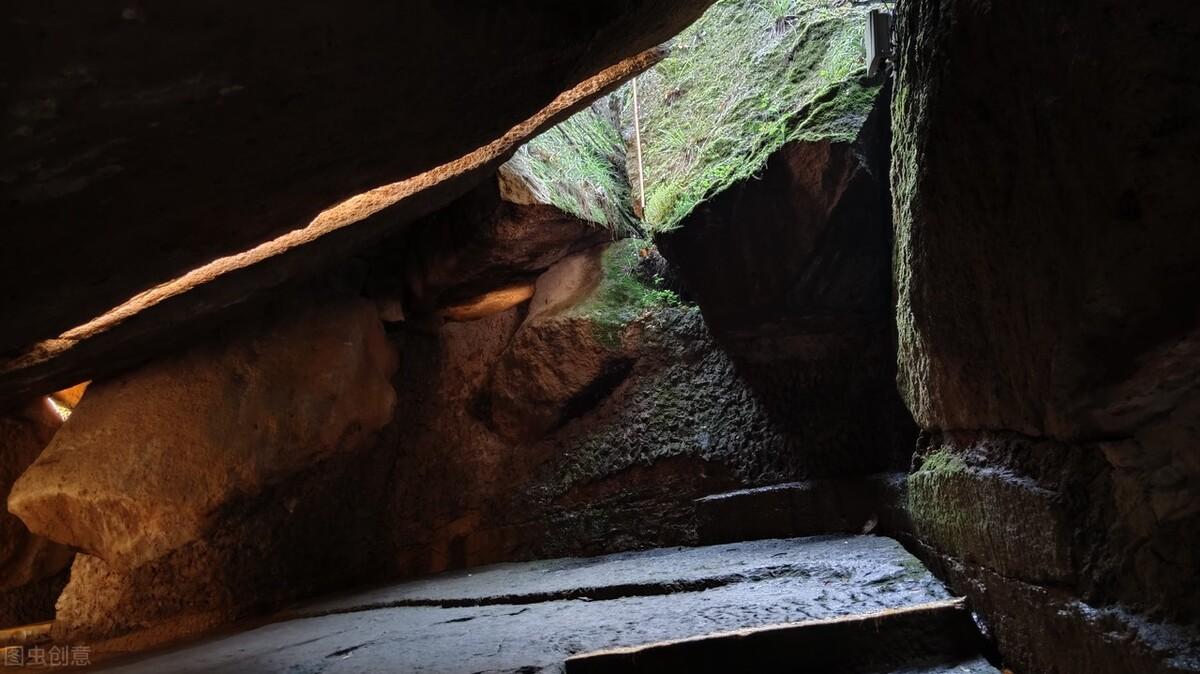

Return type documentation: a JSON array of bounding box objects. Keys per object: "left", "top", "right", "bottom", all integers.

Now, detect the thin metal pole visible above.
[{"left": 632, "top": 76, "right": 647, "bottom": 214}]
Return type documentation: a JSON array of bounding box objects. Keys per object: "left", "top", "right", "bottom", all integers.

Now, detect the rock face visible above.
[
  {"left": 893, "top": 2, "right": 1200, "bottom": 672},
  {"left": 10, "top": 295, "right": 397, "bottom": 569},
  {"left": 52, "top": 434, "right": 401, "bottom": 644},
  {"left": 372, "top": 180, "right": 612, "bottom": 317},
  {"left": 0, "top": 400, "right": 73, "bottom": 627},
  {"left": 0, "top": 1, "right": 712, "bottom": 363},
  {"left": 654, "top": 82, "right": 913, "bottom": 468},
  {"left": 656, "top": 87, "right": 892, "bottom": 339},
  {"left": 893, "top": 2, "right": 1200, "bottom": 439},
  {"left": 488, "top": 249, "right": 623, "bottom": 442},
  {"left": 383, "top": 238, "right": 913, "bottom": 578}
]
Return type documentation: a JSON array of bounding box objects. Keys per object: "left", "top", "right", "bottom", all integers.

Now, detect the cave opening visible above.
[{"left": 1, "top": 0, "right": 1197, "bottom": 672}]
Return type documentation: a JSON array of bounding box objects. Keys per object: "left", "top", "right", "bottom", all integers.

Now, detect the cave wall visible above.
[
  {"left": 892, "top": 1, "right": 1200, "bottom": 672},
  {"left": 382, "top": 237, "right": 910, "bottom": 578},
  {"left": 656, "top": 80, "right": 914, "bottom": 472}
]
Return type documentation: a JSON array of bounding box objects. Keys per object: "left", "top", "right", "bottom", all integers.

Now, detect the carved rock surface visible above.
[
  {"left": 892, "top": 2, "right": 1200, "bottom": 671},
  {"left": 9, "top": 296, "right": 397, "bottom": 569},
  {"left": 893, "top": 1, "right": 1200, "bottom": 440}
]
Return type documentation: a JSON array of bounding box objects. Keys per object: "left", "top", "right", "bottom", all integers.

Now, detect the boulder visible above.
[
  {"left": 9, "top": 296, "right": 397, "bottom": 569},
  {"left": 656, "top": 92, "right": 892, "bottom": 340},
  {"left": 0, "top": 400, "right": 72, "bottom": 592},
  {"left": 488, "top": 243, "right": 636, "bottom": 442},
  {"left": 0, "top": 399, "right": 73, "bottom": 628},
  {"left": 51, "top": 430, "right": 401, "bottom": 645}
]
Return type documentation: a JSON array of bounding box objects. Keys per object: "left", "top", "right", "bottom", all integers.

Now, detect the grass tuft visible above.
[{"left": 501, "top": 95, "right": 636, "bottom": 231}]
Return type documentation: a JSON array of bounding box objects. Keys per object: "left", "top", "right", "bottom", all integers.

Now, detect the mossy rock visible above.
[
  {"left": 565, "top": 239, "right": 680, "bottom": 348},
  {"left": 634, "top": 0, "right": 887, "bottom": 231}
]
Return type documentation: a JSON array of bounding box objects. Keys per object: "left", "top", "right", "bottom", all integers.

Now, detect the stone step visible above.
[
  {"left": 694, "top": 473, "right": 910, "bottom": 545},
  {"left": 565, "top": 598, "right": 997, "bottom": 674},
  {"left": 94, "top": 536, "right": 991, "bottom": 673}
]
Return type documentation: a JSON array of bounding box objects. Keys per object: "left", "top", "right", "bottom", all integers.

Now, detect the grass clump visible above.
[
  {"left": 566, "top": 239, "right": 680, "bottom": 347},
  {"left": 501, "top": 94, "right": 636, "bottom": 231},
  {"left": 633, "top": 0, "right": 885, "bottom": 231}
]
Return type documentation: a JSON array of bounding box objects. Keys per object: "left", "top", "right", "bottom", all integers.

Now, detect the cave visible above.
[{"left": 1, "top": 1, "right": 1198, "bottom": 672}]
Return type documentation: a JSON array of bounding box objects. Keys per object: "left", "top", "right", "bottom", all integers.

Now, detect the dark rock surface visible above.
[
  {"left": 656, "top": 84, "right": 893, "bottom": 340},
  {"left": 913, "top": 538, "right": 1200, "bottom": 674},
  {"left": 653, "top": 82, "right": 914, "bottom": 470},
  {"left": 0, "top": 1, "right": 712, "bottom": 362},
  {"left": 382, "top": 239, "right": 915, "bottom": 579},
  {"left": 372, "top": 179, "right": 612, "bottom": 317},
  {"left": 90, "top": 536, "right": 996, "bottom": 674},
  {"left": 893, "top": 1, "right": 1200, "bottom": 440},
  {"left": 892, "top": 2, "right": 1200, "bottom": 671},
  {"left": 696, "top": 473, "right": 908, "bottom": 545}
]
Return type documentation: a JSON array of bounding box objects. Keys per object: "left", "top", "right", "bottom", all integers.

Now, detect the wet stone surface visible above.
[{"left": 95, "top": 536, "right": 997, "bottom": 673}]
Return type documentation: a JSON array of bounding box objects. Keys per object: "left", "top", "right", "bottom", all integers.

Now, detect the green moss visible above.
[
  {"left": 633, "top": 0, "right": 885, "bottom": 232},
  {"left": 917, "top": 449, "right": 967, "bottom": 474},
  {"left": 503, "top": 95, "right": 636, "bottom": 230},
  {"left": 566, "top": 239, "right": 680, "bottom": 347}
]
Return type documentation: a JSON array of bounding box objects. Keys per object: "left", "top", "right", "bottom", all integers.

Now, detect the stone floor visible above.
[{"left": 94, "top": 536, "right": 999, "bottom": 673}]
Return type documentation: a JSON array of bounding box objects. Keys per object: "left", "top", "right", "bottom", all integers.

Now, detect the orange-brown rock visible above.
[
  {"left": 489, "top": 246, "right": 627, "bottom": 442},
  {"left": 9, "top": 296, "right": 397, "bottom": 569},
  {"left": 376, "top": 180, "right": 612, "bottom": 318},
  {"left": 0, "top": 400, "right": 72, "bottom": 591}
]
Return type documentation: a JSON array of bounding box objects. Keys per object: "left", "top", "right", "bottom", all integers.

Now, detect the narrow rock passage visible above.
[{"left": 94, "top": 536, "right": 997, "bottom": 673}]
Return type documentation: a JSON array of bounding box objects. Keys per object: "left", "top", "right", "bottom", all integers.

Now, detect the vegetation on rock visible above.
[
  {"left": 505, "top": 0, "right": 882, "bottom": 234},
  {"left": 566, "top": 239, "right": 680, "bottom": 347},
  {"left": 634, "top": 0, "right": 883, "bottom": 231},
  {"left": 501, "top": 95, "right": 637, "bottom": 231}
]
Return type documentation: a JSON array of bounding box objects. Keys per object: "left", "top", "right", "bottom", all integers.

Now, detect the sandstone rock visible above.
[
  {"left": 52, "top": 430, "right": 401, "bottom": 645},
  {"left": 382, "top": 180, "right": 612, "bottom": 317},
  {"left": 907, "top": 442, "right": 1073, "bottom": 585},
  {"left": 0, "top": 400, "right": 72, "bottom": 593},
  {"left": 9, "top": 296, "right": 397, "bottom": 569},
  {"left": 441, "top": 283, "right": 537, "bottom": 322},
  {"left": 913, "top": 539, "right": 1200, "bottom": 674},
  {"left": 488, "top": 244, "right": 631, "bottom": 442}
]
